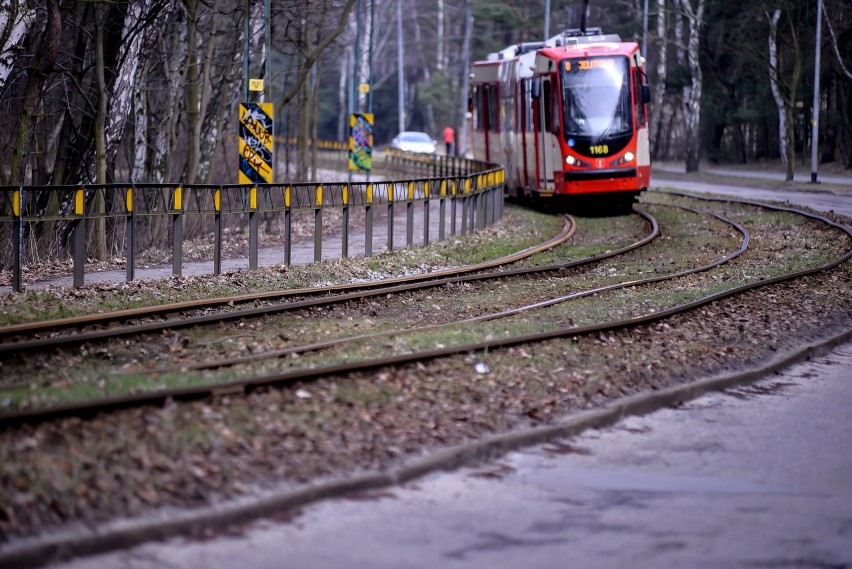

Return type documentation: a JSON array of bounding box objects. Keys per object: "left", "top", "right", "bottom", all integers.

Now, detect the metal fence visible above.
[{"left": 0, "top": 152, "right": 504, "bottom": 291}]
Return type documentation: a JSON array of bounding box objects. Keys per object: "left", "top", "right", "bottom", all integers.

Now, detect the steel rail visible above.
[
  {"left": 124, "top": 204, "right": 735, "bottom": 375},
  {"left": 0, "top": 210, "right": 653, "bottom": 355},
  {"left": 0, "top": 213, "right": 575, "bottom": 340},
  {"left": 4, "top": 194, "right": 846, "bottom": 427}
]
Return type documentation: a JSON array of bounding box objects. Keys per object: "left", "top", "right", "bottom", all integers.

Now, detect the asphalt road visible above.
[
  {"left": 653, "top": 166, "right": 852, "bottom": 218},
  {"left": 654, "top": 164, "right": 852, "bottom": 187}
]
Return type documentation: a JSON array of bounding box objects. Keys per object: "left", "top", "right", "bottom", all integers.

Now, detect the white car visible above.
[{"left": 390, "top": 131, "right": 437, "bottom": 154}]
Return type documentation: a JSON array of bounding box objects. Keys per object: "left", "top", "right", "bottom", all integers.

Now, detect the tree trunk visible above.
[
  {"left": 839, "top": 78, "right": 852, "bottom": 168},
  {"left": 311, "top": 62, "right": 320, "bottom": 180},
  {"left": 94, "top": 4, "right": 108, "bottom": 260},
  {"left": 102, "top": 0, "right": 173, "bottom": 178},
  {"left": 769, "top": 6, "right": 802, "bottom": 180},
  {"left": 184, "top": 0, "right": 201, "bottom": 184},
  {"left": 729, "top": 89, "right": 747, "bottom": 164},
  {"left": 678, "top": 0, "right": 704, "bottom": 173},
  {"left": 767, "top": 9, "right": 788, "bottom": 166},
  {"left": 650, "top": 0, "right": 667, "bottom": 160},
  {"left": 0, "top": 0, "right": 35, "bottom": 93},
  {"left": 296, "top": 16, "right": 312, "bottom": 181},
  {"left": 150, "top": 20, "right": 187, "bottom": 184},
  {"left": 338, "top": 45, "right": 350, "bottom": 141},
  {"left": 457, "top": 0, "right": 471, "bottom": 157},
  {"left": 437, "top": 0, "right": 444, "bottom": 71},
  {"left": 9, "top": 0, "right": 61, "bottom": 185},
  {"left": 132, "top": 62, "right": 148, "bottom": 183}
]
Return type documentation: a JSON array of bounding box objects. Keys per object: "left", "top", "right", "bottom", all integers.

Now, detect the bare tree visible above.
[
  {"left": 676, "top": 0, "right": 705, "bottom": 173},
  {"left": 650, "top": 0, "right": 667, "bottom": 160},
  {"left": 8, "top": 0, "right": 61, "bottom": 186},
  {"left": 823, "top": 1, "right": 852, "bottom": 80},
  {"left": 767, "top": 9, "right": 789, "bottom": 168},
  {"left": 0, "top": 0, "right": 35, "bottom": 94},
  {"left": 765, "top": 1, "right": 802, "bottom": 180}
]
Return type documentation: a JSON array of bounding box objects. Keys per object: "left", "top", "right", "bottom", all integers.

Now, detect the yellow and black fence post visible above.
[
  {"left": 406, "top": 181, "right": 414, "bottom": 247},
  {"left": 387, "top": 183, "right": 394, "bottom": 251},
  {"left": 214, "top": 186, "right": 222, "bottom": 275},
  {"left": 284, "top": 185, "right": 291, "bottom": 265},
  {"left": 342, "top": 183, "right": 349, "bottom": 259},
  {"left": 12, "top": 184, "right": 23, "bottom": 292},
  {"left": 172, "top": 186, "right": 183, "bottom": 276},
  {"left": 314, "top": 184, "right": 323, "bottom": 263},
  {"left": 482, "top": 173, "right": 490, "bottom": 229},
  {"left": 423, "top": 181, "right": 430, "bottom": 245},
  {"left": 73, "top": 187, "right": 85, "bottom": 287},
  {"left": 450, "top": 179, "right": 458, "bottom": 236},
  {"left": 126, "top": 185, "right": 135, "bottom": 282},
  {"left": 439, "top": 179, "right": 447, "bottom": 242},
  {"left": 461, "top": 178, "right": 470, "bottom": 235},
  {"left": 365, "top": 183, "right": 373, "bottom": 257},
  {"left": 249, "top": 184, "right": 258, "bottom": 270}
]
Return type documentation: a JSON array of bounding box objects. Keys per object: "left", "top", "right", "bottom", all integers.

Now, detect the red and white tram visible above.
[{"left": 469, "top": 28, "right": 651, "bottom": 210}]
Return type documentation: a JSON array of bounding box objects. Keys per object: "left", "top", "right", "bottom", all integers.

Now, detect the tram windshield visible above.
[{"left": 560, "top": 56, "right": 632, "bottom": 141}]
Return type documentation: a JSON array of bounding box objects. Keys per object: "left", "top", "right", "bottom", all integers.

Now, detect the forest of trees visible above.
[{"left": 1, "top": 0, "right": 851, "bottom": 189}]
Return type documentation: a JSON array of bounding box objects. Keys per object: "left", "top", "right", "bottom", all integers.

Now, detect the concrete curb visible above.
[{"left": 2, "top": 327, "right": 851, "bottom": 569}]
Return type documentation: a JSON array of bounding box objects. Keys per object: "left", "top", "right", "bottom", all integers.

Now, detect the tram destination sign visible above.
[{"left": 563, "top": 58, "right": 616, "bottom": 72}]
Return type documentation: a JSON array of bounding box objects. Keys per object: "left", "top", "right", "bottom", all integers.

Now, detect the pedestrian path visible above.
[
  {"left": 2, "top": 199, "right": 468, "bottom": 292},
  {"left": 653, "top": 164, "right": 852, "bottom": 186}
]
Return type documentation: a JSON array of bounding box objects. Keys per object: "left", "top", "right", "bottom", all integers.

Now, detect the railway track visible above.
[
  {"left": 0, "top": 208, "right": 654, "bottom": 416},
  {"left": 0, "top": 194, "right": 852, "bottom": 424},
  {"left": 4, "top": 192, "right": 848, "bottom": 426},
  {"left": 109, "top": 204, "right": 741, "bottom": 375},
  {"left": 0, "top": 213, "right": 581, "bottom": 350}
]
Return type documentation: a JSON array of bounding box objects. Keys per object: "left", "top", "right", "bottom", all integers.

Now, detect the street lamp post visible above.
[{"left": 810, "top": 0, "right": 822, "bottom": 183}]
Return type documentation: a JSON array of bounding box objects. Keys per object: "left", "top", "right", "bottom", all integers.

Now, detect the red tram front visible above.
[{"left": 469, "top": 29, "right": 651, "bottom": 210}]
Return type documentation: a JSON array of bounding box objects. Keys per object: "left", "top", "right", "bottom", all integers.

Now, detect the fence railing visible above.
[{"left": 1, "top": 151, "right": 504, "bottom": 291}]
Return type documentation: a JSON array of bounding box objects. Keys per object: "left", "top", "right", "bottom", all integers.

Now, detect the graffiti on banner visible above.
[
  {"left": 239, "top": 102, "right": 274, "bottom": 184},
  {"left": 349, "top": 113, "right": 373, "bottom": 172}
]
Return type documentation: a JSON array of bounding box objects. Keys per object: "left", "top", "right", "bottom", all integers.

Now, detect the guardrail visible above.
[{"left": 1, "top": 151, "right": 504, "bottom": 292}]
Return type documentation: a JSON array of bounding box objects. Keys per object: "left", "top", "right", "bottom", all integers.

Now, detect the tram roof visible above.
[{"left": 537, "top": 40, "right": 639, "bottom": 61}]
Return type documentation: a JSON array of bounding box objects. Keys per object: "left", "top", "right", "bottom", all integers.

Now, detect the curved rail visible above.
[
  {"left": 0, "top": 209, "right": 656, "bottom": 355},
  {"left": 3, "top": 194, "right": 846, "bottom": 426},
  {"left": 0, "top": 213, "right": 577, "bottom": 345},
  {"left": 0, "top": 206, "right": 699, "bottom": 423},
  {"left": 128, "top": 205, "right": 745, "bottom": 375}
]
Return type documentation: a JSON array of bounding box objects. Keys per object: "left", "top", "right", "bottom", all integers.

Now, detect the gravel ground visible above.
[{"left": 0, "top": 195, "right": 850, "bottom": 545}]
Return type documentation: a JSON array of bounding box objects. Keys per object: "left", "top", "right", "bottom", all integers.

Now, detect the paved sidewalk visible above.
[
  {"left": 653, "top": 164, "right": 852, "bottom": 187},
  {"left": 2, "top": 199, "right": 469, "bottom": 293}
]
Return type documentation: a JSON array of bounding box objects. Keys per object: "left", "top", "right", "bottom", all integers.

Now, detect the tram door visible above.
[{"left": 535, "top": 76, "right": 561, "bottom": 193}]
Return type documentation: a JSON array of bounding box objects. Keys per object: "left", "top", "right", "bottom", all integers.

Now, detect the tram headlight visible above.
[
  {"left": 610, "top": 151, "right": 635, "bottom": 166},
  {"left": 565, "top": 155, "right": 590, "bottom": 167}
]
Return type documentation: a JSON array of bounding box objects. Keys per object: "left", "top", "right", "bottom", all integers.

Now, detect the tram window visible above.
[
  {"left": 634, "top": 69, "right": 647, "bottom": 127},
  {"left": 471, "top": 87, "right": 481, "bottom": 130},
  {"left": 516, "top": 83, "right": 522, "bottom": 133},
  {"left": 480, "top": 86, "right": 489, "bottom": 130},
  {"left": 543, "top": 79, "right": 552, "bottom": 133},
  {"left": 550, "top": 81, "right": 560, "bottom": 134},
  {"left": 488, "top": 86, "right": 499, "bottom": 132}
]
